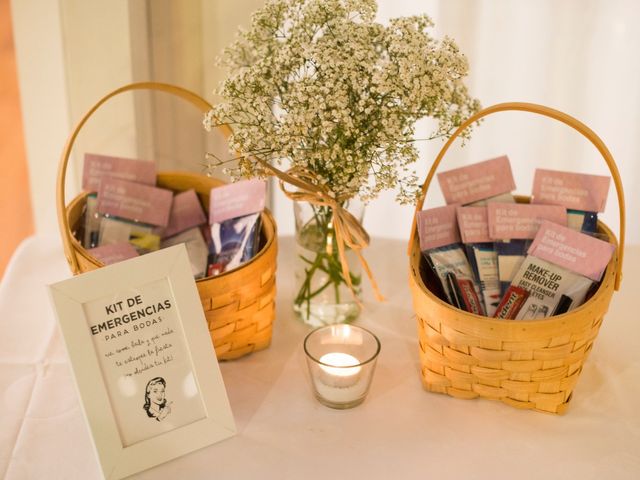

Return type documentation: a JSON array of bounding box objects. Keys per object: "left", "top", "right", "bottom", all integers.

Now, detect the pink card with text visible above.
[
  {"left": 457, "top": 206, "right": 491, "bottom": 244},
  {"left": 209, "top": 179, "right": 266, "bottom": 224},
  {"left": 437, "top": 155, "right": 516, "bottom": 205},
  {"left": 487, "top": 203, "right": 567, "bottom": 240},
  {"left": 97, "top": 178, "right": 173, "bottom": 227},
  {"left": 88, "top": 243, "right": 139, "bottom": 265},
  {"left": 531, "top": 169, "right": 610, "bottom": 212},
  {"left": 82, "top": 153, "right": 156, "bottom": 192},
  {"left": 416, "top": 205, "right": 461, "bottom": 251},
  {"left": 528, "top": 221, "right": 615, "bottom": 281},
  {"left": 163, "top": 189, "right": 207, "bottom": 238}
]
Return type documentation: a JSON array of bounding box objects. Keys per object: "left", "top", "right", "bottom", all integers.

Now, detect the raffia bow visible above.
[{"left": 252, "top": 158, "right": 385, "bottom": 305}]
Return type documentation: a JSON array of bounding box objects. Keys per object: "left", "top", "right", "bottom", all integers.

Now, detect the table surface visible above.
[{"left": 1, "top": 235, "right": 639, "bottom": 480}]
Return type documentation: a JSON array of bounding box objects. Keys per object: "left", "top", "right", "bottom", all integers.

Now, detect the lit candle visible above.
[
  {"left": 315, "top": 352, "right": 367, "bottom": 403},
  {"left": 319, "top": 353, "right": 361, "bottom": 384},
  {"left": 304, "top": 324, "right": 380, "bottom": 409}
]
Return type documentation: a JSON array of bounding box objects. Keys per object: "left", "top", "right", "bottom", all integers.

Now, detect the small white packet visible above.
[{"left": 161, "top": 227, "right": 209, "bottom": 279}]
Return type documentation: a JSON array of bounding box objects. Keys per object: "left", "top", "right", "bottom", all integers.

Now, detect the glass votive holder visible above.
[{"left": 303, "top": 324, "right": 381, "bottom": 409}]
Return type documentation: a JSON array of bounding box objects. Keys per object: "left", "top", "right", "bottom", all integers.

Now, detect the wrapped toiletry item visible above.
[
  {"left": 416, "top": 205, "right": 485, "bottom": 315},
  {"left": 567, "top": 209, "right": 598, "bottom": 233},
  {"left": 210, "top": 213, "right": 262, "bottom": 273},
  {"left": 457, "top": 206, "right": 501, "bottom": 316},
  {"left": 83, "top": 194, "right": 101, "bottom": 249},
  {"left": 437, "top": 155, "right": 516, "bottom": 206},
  {"left": 161, "top": 227, "right": 209, "bottom": 279},
  {"left": 488, "top": 203, "right": 568, "bottom": 296},
  {"left": 98, "top": 217, "right": 160, "bottom": 254},
  {"left": 208, "top": 179, "right": 267, "bottom": 274},
  {"left": 494, "top": 221, "right": 615, "bottom": 320},
  {"left": 494, "top": 286, "right": 529, "bottom": 320},
  {"left": 531, "top": 169, "right": 610, "bottom": 233}
]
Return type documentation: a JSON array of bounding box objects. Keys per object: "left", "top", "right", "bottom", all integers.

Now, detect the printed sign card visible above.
[
  {"left": 88, "top": 242, "right": 139, "bottom": 265},
  {"left": 48, "top": 245, "right": 235, "bottom": 480},
  {"left": 531, "top": 169, "right": 611, "bottom": 212},
  {"left": 437, "top": 155, "right": 516, "bottom": 205},
  {"left": 98, "top": 178, "right": 173, "bottom": 227},
  {"left": 528, "top": 221, "right": 615, "bottom": 281},
  {"left": 83, "top": 153, "right": 156, "bottom": 192},
  {"left": 456, "top": 206, "right": 491, "bottom": 244},
  {"left": 416, "top": 205, "right": 461, "bottom": 251},
  {"left": 209, "top": 179, "right": 266, "bottom": 224},
  {"left": 487, "top": 203, "right": 568, "bottom": 240},
  {"left": 163, "top": 189, "right": 207, "bottom": 238}
]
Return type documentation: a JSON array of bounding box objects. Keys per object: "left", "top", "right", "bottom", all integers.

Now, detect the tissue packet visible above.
[
  {"left": 416, "top": 205, "right": 484, "bottom": 315},
  {"left": 210, "top": 213, "right": 262, "bottom": 273},
  {"left": 488, "top": 203, "right": 568, "bottom": 296},
  {"left": 531, "top": 169, "right": 610, "bottom": 233},
  {"left": 496, "top": 221, "right": 615, "bottom": 320},
  {"left": 437, "top": 155, "right": 516, "bottom": 206},
  {"left": 457, "top": 206, "right": 501, "bottom": 316}
]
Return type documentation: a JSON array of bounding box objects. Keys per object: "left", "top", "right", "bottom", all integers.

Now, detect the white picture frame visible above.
[{"left": 48, "top": 244, "right": 236, "bottom": 479}]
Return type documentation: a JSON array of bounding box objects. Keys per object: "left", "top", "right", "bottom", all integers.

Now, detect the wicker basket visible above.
[
  {"left": 56, "top": 82, "right": 278, "bottom": 361},
  {"left": 408, "top": 102, "right": 625, "bottom": 414}
]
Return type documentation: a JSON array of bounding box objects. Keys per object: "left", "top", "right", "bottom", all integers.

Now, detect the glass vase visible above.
[{"left": 293, "top": 200, "right": 364, "bottom": 327}]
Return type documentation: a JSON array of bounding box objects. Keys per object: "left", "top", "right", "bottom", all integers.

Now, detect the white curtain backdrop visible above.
[
  {"left": 271, "top": 0, "right": 639, "bottom": 245},
  {"left": 14, "top": 0, "right": 639, "bottom": 245}
]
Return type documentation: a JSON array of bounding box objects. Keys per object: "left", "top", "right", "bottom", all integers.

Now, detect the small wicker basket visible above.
[
  {"left": 408, "top": 102, "right": 625, "bottom": 414},
  {"left": 56, "top": 82, "right": 277, "bottom": 361}
]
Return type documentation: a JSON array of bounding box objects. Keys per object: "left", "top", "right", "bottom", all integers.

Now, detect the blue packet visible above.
[{"left": 210, "top": 213, "right": 261, "bottom": 272}]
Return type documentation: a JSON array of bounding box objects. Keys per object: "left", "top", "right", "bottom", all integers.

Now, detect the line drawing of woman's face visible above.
[
  {"left": 149, "top": 384, "right": 165, "bottom": 406},
  {"left": 143, "top": 377, "right": 170, "bottom": 421}
]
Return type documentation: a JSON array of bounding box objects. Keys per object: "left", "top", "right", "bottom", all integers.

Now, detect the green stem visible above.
[{"left": 294, "top": 202, "right": 363, "bottom": 319}]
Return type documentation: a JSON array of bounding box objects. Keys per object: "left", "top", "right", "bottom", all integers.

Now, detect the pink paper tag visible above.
[
  {"left": 416, "top": 205, "right": 461, "bottom": 251},
  {"left": 82, "top": 153, "right": 156, "bottom": 192},
  {"left": 528, "top": 221, "right": 615, "bottom": 281},
  {"left": 456, "top": 206, "right": 491, "bottom": 244},
  {"left": 209, "top": 179, "right": 266, "bottom": 224},
  {"left": 531, "top": 169, "right": 610, "bottom": 212},
  {"left": 88, "top": 243, "right": 139, "bottom": 265},
  {"left": 488, "top": 203, "right": 567, "bottom": 240},
  {"left": 163, "top": 189, "right": 207, "bottom": 238},
  {"left": 98, "top": 178, "right": 173, "bottom": 227},
  {"left": 437, "top": 155, "right": 516, "bottom": 205}
]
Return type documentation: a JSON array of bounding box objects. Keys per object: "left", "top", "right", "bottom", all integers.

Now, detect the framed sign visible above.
[{"left": 48, "top": 244, "right": 236, "bottom": 479}]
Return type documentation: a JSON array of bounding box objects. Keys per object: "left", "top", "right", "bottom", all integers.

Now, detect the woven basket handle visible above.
[
  {"left": 56, "top": 81, "right": 231, "bottom": 273},
  {"left": 409, "top": 102, "right": 625, "bottom": 290}
]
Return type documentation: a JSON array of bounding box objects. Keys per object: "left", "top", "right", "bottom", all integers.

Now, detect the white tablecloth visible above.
[{"left": 1, "top": 235, "right": 639, "bottom": 480}]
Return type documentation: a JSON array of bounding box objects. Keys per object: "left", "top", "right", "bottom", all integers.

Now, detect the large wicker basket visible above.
[
  {"left": 56, "top": 82, "right": 277, "bottom": 361},
  {"left": 408, "top": 102, "right": 625, "bottom": 414}
]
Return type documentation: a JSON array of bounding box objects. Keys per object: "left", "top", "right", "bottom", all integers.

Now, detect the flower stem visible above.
[{"left": 294, "top": 202, "right": 362, "bottom": 319}]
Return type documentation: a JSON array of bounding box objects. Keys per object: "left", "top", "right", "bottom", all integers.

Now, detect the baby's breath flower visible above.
[{"left": 207, "top": 0, "right": 480, "bottom": 205}]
